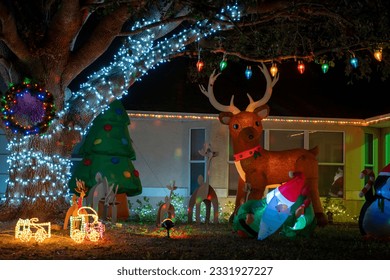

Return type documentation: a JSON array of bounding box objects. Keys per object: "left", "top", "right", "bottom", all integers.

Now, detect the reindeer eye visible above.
[
  {"left": 233, "top": 124, "right": 239, "bottom": 129},
  {"left": 255, "top": 121, "right": 260, "bottom": 127}
]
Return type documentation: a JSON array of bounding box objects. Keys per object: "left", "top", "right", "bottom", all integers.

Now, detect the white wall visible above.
[{"left": 128, "top": 112, "right": 230, "bottom": 204}]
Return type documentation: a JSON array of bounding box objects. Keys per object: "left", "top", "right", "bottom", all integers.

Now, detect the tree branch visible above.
[
  {"left": 0, "top": 1, "right": 31, "bottom": 61},
  {"left": 62, "top": 4, "right": 133, "bottom": 87},
  {"left": 210, "top": 45, "right": 375, "bottom": 64},
  {"left": 44, "top": 0, "right": 83, "bottom": 52}
]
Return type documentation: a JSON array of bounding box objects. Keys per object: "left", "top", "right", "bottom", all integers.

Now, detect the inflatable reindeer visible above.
[{"left": 199, "top": 63, "right": 327, "bottom": 226}]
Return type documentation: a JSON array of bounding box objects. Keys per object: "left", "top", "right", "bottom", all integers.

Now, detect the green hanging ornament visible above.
[{"left": 220, "top": 59, "right": 227, "bottom": 71}]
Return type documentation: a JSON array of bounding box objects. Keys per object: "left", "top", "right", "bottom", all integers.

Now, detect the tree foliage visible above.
[{"left": 188, "top": 0, "right": 390, "bottom": 81}]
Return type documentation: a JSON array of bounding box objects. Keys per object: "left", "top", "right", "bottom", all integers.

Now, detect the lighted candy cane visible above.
[{"left": 359, "top": 169, "right": 375, "bottom": 198}]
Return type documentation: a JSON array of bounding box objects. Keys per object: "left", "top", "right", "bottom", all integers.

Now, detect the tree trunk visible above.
[{"left": 0, "top": 120, "right": 81, "bottom": 221}]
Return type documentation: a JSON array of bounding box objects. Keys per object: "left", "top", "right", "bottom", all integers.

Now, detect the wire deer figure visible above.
[
  {"left": 63, "top": 179, "right": 88, "bottom": 230},
  {"left": 85, "top": 172, "right": 109, "bottom": 212},
  {"left": 156, "top": 181, "right": 177, "bottom": 226},
  {"left": 100, "top": 183, "right": 119, "bottom": 223},
  {"left": 187, "top": 143, "right": 219, "bottom": 223}
]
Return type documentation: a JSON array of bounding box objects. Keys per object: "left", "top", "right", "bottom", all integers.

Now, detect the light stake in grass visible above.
[{"left": 161, "top": 218, "right": 174, "bottom": 238}]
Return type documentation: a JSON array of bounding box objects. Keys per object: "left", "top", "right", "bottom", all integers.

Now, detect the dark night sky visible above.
[{"left": 122, "top": 57, "right": 390, "bottom": 119}]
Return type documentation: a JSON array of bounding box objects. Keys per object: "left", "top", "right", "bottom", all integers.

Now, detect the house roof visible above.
[{"left": 122, "top": 58, "right": 390, "bottom": 121}]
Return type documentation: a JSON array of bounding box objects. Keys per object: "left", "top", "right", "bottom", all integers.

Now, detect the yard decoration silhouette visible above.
[
  {"left": 187, "top": 143, "right": 219, "bottom": 224},
  {"left": 200, "top": 63, "right": 326, "bottom": 226},
  {"left": 84, "top": 172, "right": 110, "bottom": 212},
  {"left": 99, "top": 181, "right": 119, "bottom": 224},
  {"left": 358, "top": 165, "right": 390, "bottom": 239},
  {"left": 156, "top": 181, "right": 177, "bottom": 226}
]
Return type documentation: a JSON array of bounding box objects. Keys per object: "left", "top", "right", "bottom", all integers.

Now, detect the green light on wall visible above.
[{"left": 385, "top": 133, "right": 390, "bottom": 165}]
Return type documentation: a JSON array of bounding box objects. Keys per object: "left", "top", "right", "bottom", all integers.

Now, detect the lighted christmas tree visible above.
[{"left": 68, "top": 99, "right": 141, "bottom": 197}]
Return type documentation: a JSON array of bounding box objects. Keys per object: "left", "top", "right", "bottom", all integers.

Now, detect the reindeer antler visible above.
[
  {"left": 75, "top": 179, "right": 88, "bottom": 196},
  {"left": 199, "top": 70, "right": 241, "bottom": 114},
  {"left": 245, "top": 62, "right": 279, "bottom": 112}
]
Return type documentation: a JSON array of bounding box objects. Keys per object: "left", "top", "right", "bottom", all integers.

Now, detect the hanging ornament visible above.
[
  {"left": 297, "top": 61, "right": 305, "bottom": 74},
  {"left": 321, "top": 62, "right": 329, "bottom": 74},
  {"left": 220, "top": 53, "right": 228, "bottom": 71},
  {"left": 220, "top": 59, "right": 227, "bottom": 71},
  {"left": 196, "top": 60, "right": 204, "bottom": 72},
  {"left": 0, "top": 80, "right": 56, "bottom": 136},
  {"left": 196, "top": 47, "right": 204, "bottom": 72},
  {"left": 374, "top": 48, "right": 383, "bottom": 62},
  {"left": 270, "top": 63, "right": 278, "bottom": 77},
  {"left": 245, "top": 66, "right": 252, "bottom": 79},
  {"left": 350, "top": 56, "right": 358, "bottom": 68}
]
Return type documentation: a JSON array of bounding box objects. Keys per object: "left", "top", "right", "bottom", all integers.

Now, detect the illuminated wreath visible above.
[{"left": 1, "top": 81, "right": 56, "bottom": 135}]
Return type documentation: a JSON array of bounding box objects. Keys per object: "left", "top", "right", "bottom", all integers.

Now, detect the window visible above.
[
  {"left": 363, "top": 133, "right": 376, "bottom": 185},
  {"left": 268, "top": 130, "right": 304, "bottom": 150},
  {"left": 189, "top": 128, "right": 206, "bottom": 194},
  {"left": 0, "top": 129, "right": 9, "bottom": 198},
  {"left": 364, "top": 133, "right": 374, "bottom": 169},
  {"left": 310, "top": 131, "right": 344, "bottom": 197},
  {"left": 385, "top": 133, "right": 390, "bottom": 165}
]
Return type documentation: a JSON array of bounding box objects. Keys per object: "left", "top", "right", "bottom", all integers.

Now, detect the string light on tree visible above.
[
  {"left": 321, "top": 61, "right": 330, "bottom": 73},
  {"left": 374, "top": 48, "right": 383, "bottom": 61},
  {"left": 196, "top": 46, "right": 204, "bottom": 72},
  {"left": 350, "top": 55, "right": 358, "bottom": 68},
  {"left": 196, "top": 60, "right": 204, "bottom": 72},
  {"left": 297, "top": 61, "right": 305, "bottom": 74},
  {"left": 220, "top": 53, "right": 228, "bottom": 71},
  {"left": 1, "top": 3, "right": 245, "bottom": 212},
  {"left": 270, "top": 63, "right": 278, "bottom": 77},
  {"left": 245, "top": 66, "right": 252, "bottom": 79}
]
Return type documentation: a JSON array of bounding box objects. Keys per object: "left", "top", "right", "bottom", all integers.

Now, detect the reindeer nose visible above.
[{"left": 248, "top": 134, "right": 254, "bottom": 140}]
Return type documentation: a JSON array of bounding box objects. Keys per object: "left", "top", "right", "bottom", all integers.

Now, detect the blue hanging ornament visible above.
[
  {"left": 245, "top": 66, "right": 252, "bottom": 79},
  {"left": 350, "top": 57, "right": 358, "bottom": 68}
]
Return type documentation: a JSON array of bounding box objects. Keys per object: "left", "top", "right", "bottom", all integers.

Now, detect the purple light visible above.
[{"left": 12, "top": 92, "right": 45, "bottom": 124}]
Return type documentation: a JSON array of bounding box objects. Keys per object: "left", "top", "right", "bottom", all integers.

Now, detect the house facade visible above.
[
  {"left": 125, "top": 110, "right": 390, "bottom": 222},
  {"left": 1, "top": 110, "right": 390, "bottom": 222}
]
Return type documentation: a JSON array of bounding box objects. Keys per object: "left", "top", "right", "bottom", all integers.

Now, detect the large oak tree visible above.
[{"left": 0, "top": 0, "right": 388, "bottom": 221}]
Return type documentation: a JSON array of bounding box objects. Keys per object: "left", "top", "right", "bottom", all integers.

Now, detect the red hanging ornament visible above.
[
  {"left": 196, "top": 60, "right": 204, "bottom": 72},
  {"left": 297, "top": 61, "right": 305, "bottom": 74}
]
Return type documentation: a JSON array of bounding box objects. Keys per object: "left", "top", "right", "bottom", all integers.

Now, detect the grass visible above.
[{"left": 0, "top": 220, "right": 389, "bottom": 260}]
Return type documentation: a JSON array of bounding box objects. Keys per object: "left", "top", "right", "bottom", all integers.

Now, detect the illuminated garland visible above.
[
  {"left": 1, "top": 81, "right": 56, "bottom": 135},
  {"left": 70, "top": 207, "right": 105, "bottom": 243},
  {"left": 15, "top": 218, "right": 51, "bottom": 243}
]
